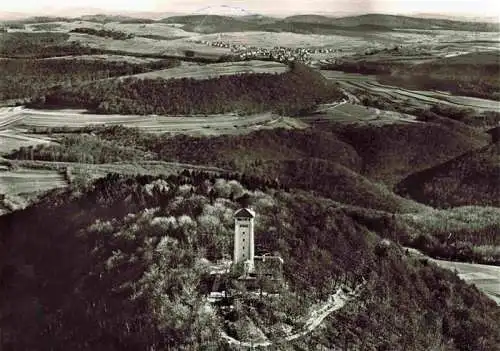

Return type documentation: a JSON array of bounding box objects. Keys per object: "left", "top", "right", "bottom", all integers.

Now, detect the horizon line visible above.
[{"left": 1, "top": 9, "right": 499, "bottom": 21}]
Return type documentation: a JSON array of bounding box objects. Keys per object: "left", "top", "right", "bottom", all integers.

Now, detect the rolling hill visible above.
[
  {"left": 396, "top": 142, "right": 500, "bottom": 208},
  {"left": 244, "top": 158, "right": 426, "bottom": 213},
  {"left": 156, "top": 13, "right": 499, "bottom": 34},
  {"left": 159, "top": 15, "right": 262, "bottom": 33},
  {"left": 328, "top": 122, "right": 488, "bottom": 186},
  {"left": 283, "top": 13, "right": 500, "bottom": 31},
  {"left": 2, "top": 13, "right": 498, "bottom": 36}
]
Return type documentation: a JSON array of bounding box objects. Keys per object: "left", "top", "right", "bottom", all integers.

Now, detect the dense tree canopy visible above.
[
  {"left": 32, "top": 63, "right": 344, "bottom": 116},
  {"left": 0, "top": 173, "right": 498, "bottom": 350},
  {"left": 70, "top": 27, "right": 134, "bottom": 40},
  {"left": 0, "top": 58, "right": 180, "bottom": 101}
]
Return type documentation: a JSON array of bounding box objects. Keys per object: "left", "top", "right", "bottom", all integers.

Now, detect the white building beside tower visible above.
[{"left": 233, "top": 208, "right": 256, "bottom": 273}]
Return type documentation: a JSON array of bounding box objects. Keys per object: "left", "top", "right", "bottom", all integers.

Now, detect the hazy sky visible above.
[{"left": 3, "top": 0, "right": 500, "bottom": 16}]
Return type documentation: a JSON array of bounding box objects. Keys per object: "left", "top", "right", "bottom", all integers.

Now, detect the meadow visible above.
[
  {"left": 301, "top": 102, "right": 421, "bottom": 125},
  {"left": 21, "top": 20, "right": 199, "bottom": 39},
  {"left": 0, "top": 129, "right": 54, "bottom": 154},
  {"left": 121, "top": 60, "right": 288, "bottom": 80},
  {"left": 68, "top": 32, "right": 230, "bottom": 58},
  {"left": 0, "top": 107, "right": 300, "bottom": 136},
  {"left": 0, "top": 167, "right": 66, "bottom": 195},
  {"left": 40, "top": 54, "right": 163, "bottom": 64}
]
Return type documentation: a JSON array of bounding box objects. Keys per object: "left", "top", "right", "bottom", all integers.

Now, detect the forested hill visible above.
[
  {"left": 397, "top": 141, "right": 500, "bottom": 208},
  {"left": 283, "top": 14, "right": 500, "bottom": 31},
  {"left": 0, "top": 172, "right": 499, "bottom": 350},
  {"left": 0, "top": 58, "right": 180, "bottom": 101},
  {"left": 31, "top": 63, "right": 343, "bottom": 116},
  {"left": 157, "top": 13, "right": 499, "bottom": 33}
]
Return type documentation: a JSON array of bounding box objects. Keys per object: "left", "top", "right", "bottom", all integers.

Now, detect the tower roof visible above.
[{"left": 234, "top": 208, "right": 255, "bottom": 219}]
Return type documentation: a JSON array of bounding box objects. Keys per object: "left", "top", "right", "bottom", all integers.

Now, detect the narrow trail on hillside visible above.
[{"left": 220, "top": 284, "right": 362, "bottom": 348}]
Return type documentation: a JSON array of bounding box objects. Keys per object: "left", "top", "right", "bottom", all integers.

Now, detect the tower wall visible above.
[{"left": 234, "top": 216, "right": 255, "bottom": 268}]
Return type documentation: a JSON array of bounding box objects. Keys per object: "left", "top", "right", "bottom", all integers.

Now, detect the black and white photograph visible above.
[{"left": 0, "top": 0, "right": 499, "bottom": 350}]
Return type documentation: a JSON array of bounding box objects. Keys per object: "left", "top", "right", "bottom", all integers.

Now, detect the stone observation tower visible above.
[
  {"left": 231, "top": 207, "right": 284, "bottom": 292},
  {"left": 233, "top": 208, "right": 256, "bottom": 273}
]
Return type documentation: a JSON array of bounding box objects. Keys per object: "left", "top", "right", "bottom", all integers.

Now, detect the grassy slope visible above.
[
  {"left": 396, "top": 142, "right": 500, "bottom": 208},
  {"left": 0, "top": 173, "right": 498, "bottom": 350}
]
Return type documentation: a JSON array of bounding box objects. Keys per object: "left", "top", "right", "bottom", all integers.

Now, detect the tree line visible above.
[
  {"left": 0, "top": 57, "right": 180, "bottom": 101},
  {"left": 70, "top": 27, "right": 134, "bottom": 40}
]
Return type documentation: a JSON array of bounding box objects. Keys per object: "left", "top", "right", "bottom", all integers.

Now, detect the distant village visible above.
[{"left": 191, "top": 39, "right": 344, "bottom": 65}]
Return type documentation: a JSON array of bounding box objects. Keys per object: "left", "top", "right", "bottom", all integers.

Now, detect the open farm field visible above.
[
  {"left": 436, "top": 260, "right": 500, "bottom": 305},
  {"left": 401, "top": 87, "right": 500, "bottom": 110},
  {"left": 319, "top": 70, "right": 377, "bottom": 82},
  {"left": 193, "top": 29, "right": 499, "bottom": 57},
  {"left": 5, "top": 159, "right": 227, "bottom": 184},
  {"left": 0, "top": 167, "right": 66, "bottom": 195},
  {"left": 40, "top": 54, "right": 163, "bottom": 63},
  {"left": 123, "top": 60, "right": 288, "bottom": 80},
  {"left": 0, "top": 130, "right": 54, "bottom": 154},
  {"left": 0, "top": 158, "right": 227, "bottom": 215},
  {"left": 363, "top": 81, "right": 500, "bottom": 111},
  {"left": 21, "top": 20, "right": 199, "bottom": 39},
  {"left": 191, "top": 31, "right": 377, "bottom": 49},
  {"left": 321, "top": 70, "right": 500, "bottom": 112},
  {"left": 68, "top": 33, "right": 230, "bottom": 58},
  {"left": 0, "top": 106, "right": 25, "bottom": 129},
  {"left": 407, "top": 248, "right": 500, "bottom": 305},
  {"left": 0, "top": 107, "right": 302, "bottom": 136},
  {"left": 303, "top": 101, "right": 420, "bottom": 125},
  {"left": 103, "top": 22, "right": 199, "bottom": 39},
  {"left": 15, "top": 20, "right": 102, "bottom": 32},
  {"left": 377, "top": 29, "right": 500, "bottom": 48}
]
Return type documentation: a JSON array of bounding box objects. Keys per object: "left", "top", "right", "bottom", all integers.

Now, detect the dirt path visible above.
[{"left": 220, "top": 284, "right": 361, "bottom": 348}]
